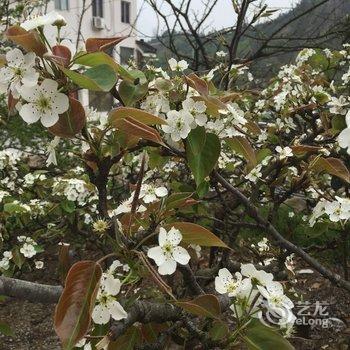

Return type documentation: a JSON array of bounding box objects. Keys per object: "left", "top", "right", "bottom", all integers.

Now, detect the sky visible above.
[{"left": 136, "top": 0, "right": 298, "bottom": 38}]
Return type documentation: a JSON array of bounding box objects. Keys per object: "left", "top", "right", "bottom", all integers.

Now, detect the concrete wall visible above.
[{"left": 43, "top": 0, "right": 138, "bottom": 110}]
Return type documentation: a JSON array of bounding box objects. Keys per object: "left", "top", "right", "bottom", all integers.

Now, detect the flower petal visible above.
[
  {"left": 51, "top": 92, "right": 69, "bottom": 114},
  {"left": 147, "top": 246, "right": 166, "bottom": 266},
  {"left": 158, "top": 227, "right": 167, "bottom": 246},
  {"left": 19, "top": 103, "right": 41, "bottom": 124},
  {"left": 167, "top": 227, "right": 182, "bottom": 246},
  {"left": 41, "top": 111, "right": 59, "bottom": 127},
  {"left": 92, "top": 304, "right": 110, "bottom": 324},
  {"left": 172, "top": 246, "right": 190, "bottom": 265},
  {"left": 158, "top": 259, "right": 177, "bottom": 275},
  {"left": 109, "top": 300, "right": 128, "bottom": 321},
  {"left": 155, "top": 186, "right": 168, "bottom": 197}
]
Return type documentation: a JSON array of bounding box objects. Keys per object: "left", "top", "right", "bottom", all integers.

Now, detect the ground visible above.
[{"left": 0, "top": 256, "right": 349, "bottom": 349}]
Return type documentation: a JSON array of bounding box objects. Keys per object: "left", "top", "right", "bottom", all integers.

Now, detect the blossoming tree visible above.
[{"left": 1, "top": 9, "right": 350, "bottom": 350}]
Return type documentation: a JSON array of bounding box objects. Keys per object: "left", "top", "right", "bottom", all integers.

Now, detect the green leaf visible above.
[
  {"left": 332, "top": 115, "right": 347, "bottom": 132},
  {"left": 165, "top": 192, "right": 194, "bottom": 210},
  {"left": 196, "top": 181, "right": 210, "bottom": 198},
  {"left": 54, "top": 261, "right": 102, "bottom": 350},
  {"left": 209, "top": 320, "right": 229, "bottom": 341},
  {"left": 74, "top": 51, "right": 133, "bottom": 80},
  {"left": 61, "top": 64, "right": 117, "bottom": 91},
  {"left": 310, "top": 156, "right": 350, "bottom": 183},
  {"left": 175, "top": 294, "right": 221, "bottom": 318},
  {"left": 187, "top": 128, "right": 220, "bottom": 186},
  {"left": 108, "top": 326, "right": 142, "bottom": 350},
  {"left": 12, "top": 246, "right": 25, "bottom": 268},
  {"left": 187, "top": 126, "right": 206, "bottom": 155},
  {"left": 0, "top": 322, "right": 14, "bottom": 336},
  {"left": 226, "top": 136, "right": 256, "bottom": 170},
  {"left": 61, "top": 200, "right": 76, "bottom": 214},
  {"left": 3, "top": 202, "right": 28, "bottom": 214},
  {"left": 256, "top": 148, "right": 272, "bottom": 164},
  {"left": 169, "top": 222, "right": 228, "bottom": 248},
  {"left": 118, "top": 80, "right": 148, "bottom": 106},
  {"left": 241, "top": 319, "right": 294, "bottom": 350}
]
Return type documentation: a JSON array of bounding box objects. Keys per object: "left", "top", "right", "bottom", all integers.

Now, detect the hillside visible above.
[{"left": 148, "top": 0, "right": 350, "bottom": 78}]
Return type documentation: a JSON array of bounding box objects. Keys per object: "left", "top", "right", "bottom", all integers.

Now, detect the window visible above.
[
  {"left": 55, "top": 0, "right": 69, "bottom": 10},
  {"left": 121, "top": 1, "right": 130, "bottom": 23},
  {"left": 92, "top": 0, "right": 103, "bottom": 17},
  {"left": 120, "top": 47, "right": 134, "bottom": 65}
]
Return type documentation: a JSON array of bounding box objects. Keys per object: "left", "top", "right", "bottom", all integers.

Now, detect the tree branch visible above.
[
  {"left": 0, "top": 276, "right": 62, "bottom": 303},
  {"left": 213, "top": 170, "right": 350, "bottom": 292}
]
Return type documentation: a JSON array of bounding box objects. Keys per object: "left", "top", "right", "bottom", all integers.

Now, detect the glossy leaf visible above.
[
  {"left": 187, "top": 128, "right": 221, "bottom": 186},
  {"left": 165, "top": 192, "right": 195, "bottom": 210},
  {"left": 85, "top": 36, "right": 126, "bottom": 52},
  {"left": 74, "top": 51, "right": 132, "bottom": 79},
  {"left": 119, "top": 80, "right": 148, "bottom": 106},
  {"left": 117, "top": 116, "right": 166, "bottom": 146},
  {"left": 170, "top": 222, "right": 228, "bottom": 248},
  {"left": 54, "top": 261, "right": 102, "bottom": 350},
  {"left": 291, "top": 145, "right": 321, "bottom": 156},
  {"left": 49, "top": 97, "right": 86, "bottom": 138},
  {"left": 109, "top": 107, "right": 167, "bottom": 126},
  {"left": 175, "top": 294, "right": 221, "bottom": 318},
  {"left": 310, "top": 156, "right": 350, "bottom": 183},
  {"left": 184, "top": 73, "right": 209, "bottom": 96},
  {"left": 49, "top": 45, "right": 71, "bottom": 66},
  {"left": 61, "top": 64, "right": 117, "bottom": 91},
  {"left": 241, "top": 319, "right": 294, "bottom": 350},
  {"left": 6, "top": 26, "right": 47, "bottom": 56},
  {"left": 226, "top": 136, "right": 257, "bottom": 169}
]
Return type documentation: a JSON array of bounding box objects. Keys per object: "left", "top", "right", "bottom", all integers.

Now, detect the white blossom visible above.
[
  {"left": 147, "top": 227, "right": 190, "bottom": 275},
  {"left": 139, "top": 184, "right": 168, "bottom": 203},
  {"left": 0, "top": 48, "right": 38, "bottom": 98},
  {"left": 46, "top": 136, "right": 60, "bottom": 166},
  {"left": 168, "top": 58, "right": 188, "bottom": 71},
  {"left": 19, "top": 79, "right": 69, "bottom": 127},
  {"left": 182, "top": 98, "right": 207, "bottom": 127},
  {"left": 240, "top": 263, "right": 274, "bottom": 286},
  {"left": 141, "top": 94, "right": 170, "bottom": 116},
  {"left": 216, "top": 51, "right": 227, "bottom": 58},
  {"left": 215, "top": 268, "right": 246, "bottom": 297},
  {"left": 21, "top": 11, "right": 66, "bottom": 31},
  {"left": 275, "top": 146, "right": 293, "bottom": 159},
  {"left": 162, "top": 110, "right": 194, "bottom": 142},
  {"left": 92, "top": 295, "right": 127, "bottom": 324},
  {"left": 20, "top": 243, "right": 37, "bottom": 258},
  {"left": 257, "top": 281, "right": 294, "bottom": 312}
]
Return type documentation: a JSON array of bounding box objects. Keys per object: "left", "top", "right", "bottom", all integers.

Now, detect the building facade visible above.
[{"left": 45, "top": 0, "right": 140, "bottom": 110}]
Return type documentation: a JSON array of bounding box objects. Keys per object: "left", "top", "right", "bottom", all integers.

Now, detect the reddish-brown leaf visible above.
[
  {"left": 175, "top": 294, "right": 221, "bottom": 318},
  {"left": 86, "top": 37, "right": 126, "bottom": 53},
  {"left": 291, "top": 145, "right": 321, "bottom": 156},
  {"left": 54, "top": 261, "right": 102, "bottom": 350},
  {"left": 169, "top": 222, "right": 228, "bottom": 248},
  {"left": 6, "top": 26, "right": 47, "bottom": 56},
  {"left": 49, "top": 45, "right": 72, "bottom": 67},
  {"left": 184, "top": 73, "right": 209, "bottom": 96},
  {"left": 118, "top": 116, "right": 166, "bottom": 146},
  {"left": 109, "top": 107, "right": 167, "bottom": 126},
  {"left": 49, "top": 98, "right": 86, "bottom": 138},
  {"left": 310, "top": 156, "right": 350, "bottom": 183}
]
